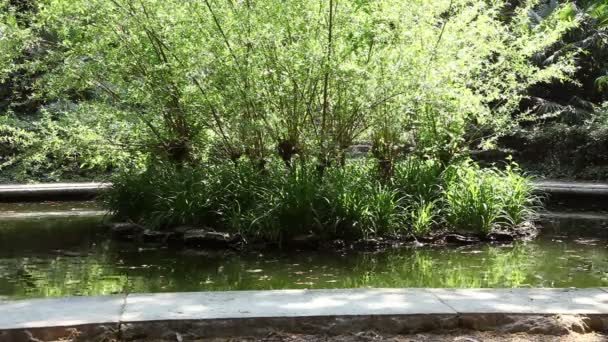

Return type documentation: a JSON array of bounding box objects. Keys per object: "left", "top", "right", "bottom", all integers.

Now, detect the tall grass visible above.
[
  {"left": 408, "top": 199, "right": 437, "bottom": 236},
  {"left": 498, "top": 165, "right": 538, "bottom": 226},
  {"left": 392, "top": 156, "right": 443, "bottom": 203},
  {"left": 106, "top": 157, "right": 538, "bottom": 242},
  {"left": 244, "top": 163, "right": 326, "bottom": 241},
  {"left": 443, "top": 161, "right": 536, "bottom": 234},
  {"left": 443, "top": 163, "right": 504, "bottom": 233},
  {"left": 323, "top": 161, "right": 405, "bottom": 239}
]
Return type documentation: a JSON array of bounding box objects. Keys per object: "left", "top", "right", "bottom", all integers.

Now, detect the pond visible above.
[{"left": 1, "top": 202, "right": 608, "bottom": 299}]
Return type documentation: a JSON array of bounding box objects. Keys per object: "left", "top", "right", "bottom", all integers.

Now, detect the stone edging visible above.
[
  {"left": 534, "top": 180, "right": 608, "bottom": 197},
  {"left": 2, "top": 180, "right": 607, "bottom": 202},
  {"left": 2, "top": 288, "right": 608, "bottom": 341},
  {"left": 0, "top": 183, "right": 111, "bottom": 202}
]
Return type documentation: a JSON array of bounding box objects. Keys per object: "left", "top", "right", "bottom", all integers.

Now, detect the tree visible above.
[{"left": 2, "top": 0, "right": 578, "bottom": 175}]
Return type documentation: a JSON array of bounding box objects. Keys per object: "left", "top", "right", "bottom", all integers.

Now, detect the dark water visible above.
[{"left": 1, "top": 202, "right": 608, "bottom": 299}]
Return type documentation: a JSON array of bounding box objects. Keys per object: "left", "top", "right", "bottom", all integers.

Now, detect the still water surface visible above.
[{"left": 1, "top": 202, "right": 607, "bottom": 299}]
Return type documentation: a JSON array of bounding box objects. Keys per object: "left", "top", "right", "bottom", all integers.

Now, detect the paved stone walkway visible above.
[{"left": 2, "top": 288, "right": 608, "bottom": 330}]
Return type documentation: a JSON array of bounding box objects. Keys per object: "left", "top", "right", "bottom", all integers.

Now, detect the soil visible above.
[{"left": 142, "top": 330, "right": 608, "bottom": 342}]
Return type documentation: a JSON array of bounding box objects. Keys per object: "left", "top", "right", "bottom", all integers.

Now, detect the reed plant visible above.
[{"left": 106, "top": 157, "right": 537, "bottom": 242}]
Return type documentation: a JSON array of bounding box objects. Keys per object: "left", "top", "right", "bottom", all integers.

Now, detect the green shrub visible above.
[
  {"left": 443, "top": 162, "right": 503, "bottom": 234},
  {"left": 324, "top": 161, "right": 406, "bottom": 239},
  {"left": 244, "top": 162, "right": 326, "bottom": 241},
  {"left": 1, "top": 106, "right": 142, "bottom": 182}
]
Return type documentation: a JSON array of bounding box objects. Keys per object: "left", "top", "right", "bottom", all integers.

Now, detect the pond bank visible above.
[{"left": 2, "top": 288, "right": 608, "bottom": 341}]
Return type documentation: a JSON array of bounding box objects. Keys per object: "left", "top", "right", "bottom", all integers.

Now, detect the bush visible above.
[
  {"left": 243, "top": 162, "right": 326, "bottom": 241},
  {"left": 323, "top": 161, "right": 406, "bottom": 239},
  {"left": 497, "top": 165, "right": 538, "bottom": 226},
  {"left": 498, "top": 103, "right": 608, "bottom": 180}
]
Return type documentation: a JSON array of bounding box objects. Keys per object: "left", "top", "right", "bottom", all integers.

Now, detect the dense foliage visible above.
[
  {"left": 107, "top": 158, "right": 535, "bottom": 240},
  {"left": 2, "top": 0, "right": 579, "bottom": 176},
  {"left": 501, "top": 102, "right": 608, "bottom": 178},
  {"left": 0, "top": 0, "right": 599, "bottom": 238},
  {"left": 491, "top": 0, "right": 608, "bottom": 178}
]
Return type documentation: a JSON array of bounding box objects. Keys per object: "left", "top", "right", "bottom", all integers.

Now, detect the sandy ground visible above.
[{"left": 148, "top": 331, "right": 608, "bottom": 342}]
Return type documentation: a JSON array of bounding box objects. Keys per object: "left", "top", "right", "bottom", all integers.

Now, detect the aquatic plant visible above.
[
  {"left": 442, "top": 161, "right": 536, "bottom": 233},
  {"left": 106, "top": 157, "right": 537, "bottom": 241},
  {"left": 408, "top": 199, "right": 438, "bottom": 237}
]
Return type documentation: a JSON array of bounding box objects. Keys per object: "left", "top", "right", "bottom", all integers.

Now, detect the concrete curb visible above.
[
  {"left": 532, "top": 180, "right": 608, "bottom": 197},
  {"left": 2, "top": 288, "right": 608, "bottom": 341},
  {"left": 0, "top": 210, "right": 107, "bottom": 219},
  {"left": 1, "top": 180, "right": 606, "bottom": 202},
  {"left": 0, "top": 180, "right": 608, "bottom": 202},
  {"left": 0, "top": 183, "right": 111, "bottom": 202}
]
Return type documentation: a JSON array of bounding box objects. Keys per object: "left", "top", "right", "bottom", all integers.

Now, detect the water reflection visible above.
[{"left": 1, "top": 211, "right": 608, "bottom": 299}]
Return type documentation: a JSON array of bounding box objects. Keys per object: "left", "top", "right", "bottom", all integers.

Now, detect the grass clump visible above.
[
  {"left": 106, "top": 157, "right": 538, "bottom": 243},
  {"left": 443, "top": 162, "right": 505, "bottom": 234},
  {"left": 443, "top": 161, "right": 537, "bottom": 233},
  {"left": 323, "top": 161, "right": 405, "bottom": 239},
  {"left": 408, "top": 199, "right": 438, "bottom": 236}
]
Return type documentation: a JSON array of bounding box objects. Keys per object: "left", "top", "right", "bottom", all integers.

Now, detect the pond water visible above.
[{"left": 1, "top": 202, "right": 608, "bottom": 299}]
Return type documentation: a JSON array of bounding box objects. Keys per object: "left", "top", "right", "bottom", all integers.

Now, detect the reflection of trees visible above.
[
  {"left": 3, "top": 238, "right": 608, "bottom": 298},
  {"left": 342, "top": 244, "right": 537, "bottom": 288},
  {"left": 0, "top": 253, "right": 128, "bottom": 299},
  {"left": 0, "top": 217, "right": 105, "bottom": 254}
]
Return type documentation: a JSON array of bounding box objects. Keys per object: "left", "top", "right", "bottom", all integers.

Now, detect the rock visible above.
[
  {"left": 331, "top": 239, "right": 346, "bottom": 250},
  {"left": 166, "top": 232, "right": 184, "bottom": 246},
  {"left": 352, "top": 238, "right": 398, "bottom": 250},
  {"left": 166, "top": 226, "right": 204, "bottom": 246},
  {"left": 142, "top": 229, "right": 169, "bottom": 243},
  {"left": 417, "top": 236, "right": 436, "bottom": 243},
  {"left": 353, "top": 238, "right": 380, "bottom": 250},
  {"left": 110, "top": 222, "right": 145, "bottom": 241},
  {"left": 485, "top": 232, "right": 515, "bottom": 243},
  {"left": 173, "top": 226, "right": 202, "bottom": 235},
  {"left": 183, "top": 229, "right": 244, "bottom": 249},
  {"left": 444, "top": 234, "right": 480, "bottom": 244},
  {"left": 286, "top": 233, "right": 320, "bottom": 249}
]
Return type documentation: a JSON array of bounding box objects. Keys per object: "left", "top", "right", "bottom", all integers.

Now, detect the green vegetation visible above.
[
  {"left": 502, "top": 103, "right": 608, "bottom": 179},
  {"left": 491, "top": 0, "right": 608, "bottom": 179},
  {"left": 107, "top": 158, "right": 536, "bottom": 241},
  {"left": 2, "top": 0, "right": 604, "bottom": 240},
  {"left": 443, "top": 162, "right": 536, "bottom": 233}
]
